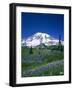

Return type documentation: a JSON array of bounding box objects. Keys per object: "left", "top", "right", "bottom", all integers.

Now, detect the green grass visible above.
[
  {"left": 21, "top": 45, "right": 64, "bottom": 77},
  {"left": 31, "top": 64, "right": 64, "bottom": 77},
  {"left": 43, "top": 52, "right": 63, "bottom": 64},
  {"left": 22, "top": 47, "right": 30, "bottom": 57},
  {"left": 22, "top": 63, "right": 41, "bottom": 71}
]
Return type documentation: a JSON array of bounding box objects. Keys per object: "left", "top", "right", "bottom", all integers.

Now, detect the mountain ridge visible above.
[{"left": 22, "top": 32, "right": 64, "bottom": 47}]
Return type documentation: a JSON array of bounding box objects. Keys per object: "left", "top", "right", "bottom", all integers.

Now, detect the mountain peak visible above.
[
  {"left": 33, "top": 32, "right": 50, "bottom": 37},
  {"left": 22, "top": 32, "right": 64, "bottom": 47}
]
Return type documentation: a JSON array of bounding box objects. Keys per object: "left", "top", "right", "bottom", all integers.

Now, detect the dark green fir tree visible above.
[{"left": 29, "top": 46, "right": 33, "bottom": 54}]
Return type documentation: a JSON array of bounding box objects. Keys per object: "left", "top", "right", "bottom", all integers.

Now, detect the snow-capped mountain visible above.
[{"left": 22, "top": 32, "right": 64, "bottom": 47}]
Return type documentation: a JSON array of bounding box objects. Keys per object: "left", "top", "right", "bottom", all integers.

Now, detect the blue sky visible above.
[{"left": 21, "top": 12, "right": 64, "bottom": 40}]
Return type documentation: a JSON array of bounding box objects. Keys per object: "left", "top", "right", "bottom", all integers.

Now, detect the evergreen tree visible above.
[
  {"left": 58, "top": 35, "right": 63, "bottom": 51},
  {"left": 29, "top": 47, "right": 33, "bottom": 54},
  {"left": 59, "top": 35, "right": 61, "bottom": 46}
]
